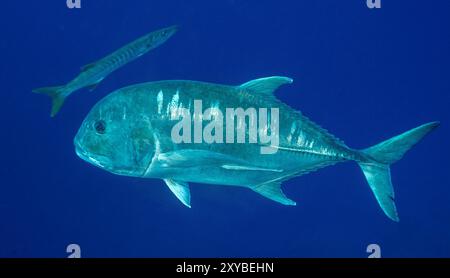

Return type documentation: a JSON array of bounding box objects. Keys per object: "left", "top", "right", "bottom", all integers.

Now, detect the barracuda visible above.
[
  {"left": 33, "top": 25, "right": 177, "bottom": 117},
  {"left": 73, "top": 76, "right": 439, "bottom": 221}
]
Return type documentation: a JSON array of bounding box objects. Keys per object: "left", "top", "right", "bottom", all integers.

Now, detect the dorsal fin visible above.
[
  {"left": 239, "top": 76, "right": 293, "bottom": 96},
  {"left": 81, "top": 62, "right": 97, "bottom": 72}
]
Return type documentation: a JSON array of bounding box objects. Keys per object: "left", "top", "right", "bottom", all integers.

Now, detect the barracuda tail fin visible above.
[
  {"left": 33, "top": 85, "right": 67, "bottom": 117},
  {"left": 357, "top": 122, "right": 439, "bottom": 221}
]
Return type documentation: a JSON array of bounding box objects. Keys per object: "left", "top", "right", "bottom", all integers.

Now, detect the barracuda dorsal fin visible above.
[
  {"left": 239, "top": 76, "right": 293, "bottom": 96},
  {"left": 164, "top": 179, "right": 191, "bottom": 208},
  {"left": 251, "top": 181, "right": 296, "bottom": 206},
  {"left": 81, "top": 62, "right": 97, "bottom": 72}
]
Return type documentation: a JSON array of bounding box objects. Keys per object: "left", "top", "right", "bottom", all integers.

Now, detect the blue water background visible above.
[{"left": 0, "top": 0, "right": 449, "bottom": 257}]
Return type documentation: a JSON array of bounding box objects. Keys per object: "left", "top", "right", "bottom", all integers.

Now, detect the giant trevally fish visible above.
[
  {"left": 73, "top": 76, "right": 439, "bottom": 221},
  {"left": 33, "top": 25, "right": 178, "bottom": 117}
]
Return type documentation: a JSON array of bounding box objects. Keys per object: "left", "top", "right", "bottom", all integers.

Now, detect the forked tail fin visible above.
[
  {"left": 33, "top": 85, "right": 67, "bottom": 117},
  {"left": 358, "top": 122, "right": 440, "bottom": 221}
]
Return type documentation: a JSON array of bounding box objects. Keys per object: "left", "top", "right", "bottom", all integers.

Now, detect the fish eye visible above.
[{"left": 94, "top": 120, "right": 107, "bottom": 135}]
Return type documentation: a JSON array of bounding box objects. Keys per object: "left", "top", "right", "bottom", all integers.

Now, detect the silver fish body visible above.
[
  {"left": 74, "top": 76, "right": 439, "bottom": 221},
  {"left": 33, "top": 25, "right": 178, "bottom": 116}
]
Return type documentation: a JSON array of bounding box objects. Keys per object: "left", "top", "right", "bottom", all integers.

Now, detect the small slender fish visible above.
[
  {"left": 74, "top": 76, "right": 439, "bottom": 221},
  {"left": 33, "top": 25, "right": 178, "bottom": 117}
]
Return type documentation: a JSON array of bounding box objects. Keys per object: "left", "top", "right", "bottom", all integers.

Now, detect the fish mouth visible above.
[
  {"left": 161, "top": 25, "right": 178, "bottom": 34},
  {"left": 74, "top": 141, "right": 110, "bottom": 169}
]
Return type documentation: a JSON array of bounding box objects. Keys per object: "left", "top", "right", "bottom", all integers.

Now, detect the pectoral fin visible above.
[
  {"left": 164, "top": 179, "right": 191, "bottom": 208},
  {"left": 251, "top": 181, "right": 296, "bottom": 206},
  {"left": 158, "top": 149, "right": 240, "bottom": 168},
  {"left": 221, "top": 165, "right": 282, "bottom": 172}
]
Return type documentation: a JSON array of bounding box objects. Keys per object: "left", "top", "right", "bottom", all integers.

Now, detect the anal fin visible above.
[
  {"left": 87, "top": 80, "right": 103, "bottom": 92},
  {"left": 251, "top": 181, "right": 296, "bottom": 206}
]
